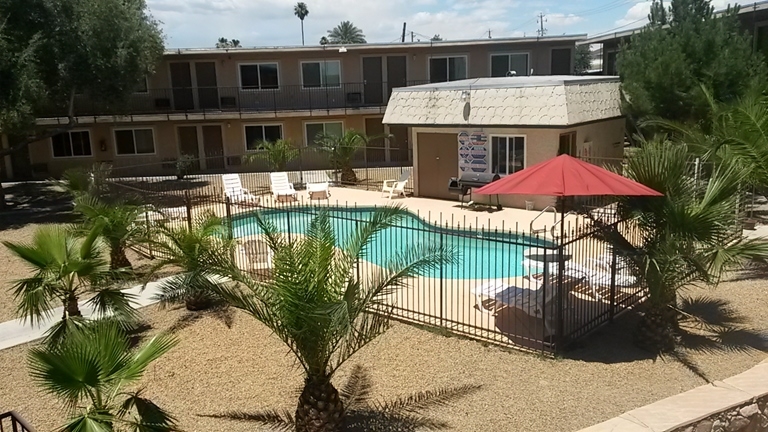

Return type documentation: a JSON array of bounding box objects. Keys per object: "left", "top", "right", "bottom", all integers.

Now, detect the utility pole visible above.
[
  {"left": 488, "top": 29, "right": 492, "bottom": 39},
  {"left": 537, "top": 13, "right": 547, "bottom": 37},
  {"left": 401, "top": 22, "right": 406, "bottom": 43}
]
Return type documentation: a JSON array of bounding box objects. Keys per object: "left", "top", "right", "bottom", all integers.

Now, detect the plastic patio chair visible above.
[
  {"left": 270, "top": 172, "right": 297, "bottom": 202},
  {"left": 222, "top": 174, "right": 260, "bottom": 206},
  {"left": 306, "top": 171, "right": 331, "bottom": 200},
  {"left": 381, "top": 170, "right": 411, "bottom": 199}
]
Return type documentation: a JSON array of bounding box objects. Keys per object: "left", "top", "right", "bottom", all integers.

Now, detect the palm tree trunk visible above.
[
  {"left": 634, "top": 300, "right": 679, "bottom": 353},
  {"left": 65, "top": 293, "right": 81, "bottom": 318},
  {"left": 340, "top": 166, "right": 357, "bottom": 184},
  {"left": 301, "top": 20, "right": 305, "bottom": 45},
  {"left": 295, "top": 376, "right": 344, "bottom": 432},
  {"left": 110, "top": 245, "right": 132, "bottom": 270}
]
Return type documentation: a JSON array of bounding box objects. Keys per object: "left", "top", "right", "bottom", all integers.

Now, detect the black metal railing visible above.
[
  {"left": 40, "top": 81, "right": 431, "bottom": 118},
  {"left": 106, "top": 174, "right": 645, "bottom": 355},
  {"left": 0, "top": 411, "right": 36, "bottom": 432}
]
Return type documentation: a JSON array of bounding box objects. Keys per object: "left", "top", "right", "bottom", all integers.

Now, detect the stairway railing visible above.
[{"left": 0, "top": 410, "right": 36, "bottom": 432}]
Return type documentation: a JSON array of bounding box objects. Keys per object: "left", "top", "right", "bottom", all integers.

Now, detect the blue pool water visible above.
[{"left": 232, "top": 207, "right": 553, "bottom": 280}]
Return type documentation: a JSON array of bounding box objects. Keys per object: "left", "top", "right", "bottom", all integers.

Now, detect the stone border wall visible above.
[{"left": 579, "top": 359, "right": 768, "bottom": 432}]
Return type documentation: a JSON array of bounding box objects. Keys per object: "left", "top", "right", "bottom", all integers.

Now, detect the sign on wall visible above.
[{"left": 458, "top": 131, "right": 488, "bottom": 173}]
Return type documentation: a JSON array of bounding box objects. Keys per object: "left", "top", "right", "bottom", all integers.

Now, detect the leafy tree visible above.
[
  {"left": 294, "top": 2, "right": 309, "bottom": 46},
  {"left": 73, "top": 195, "right": 144, "bottom": 270},
  {"left": 618, "top": 0, "right": 765, "bottom": 128},
  {"left": 29, "top": 320, "right": 179, "bottom": 432},
  {"left": 243, "top": 139, "right": 300, "bottom": 172},
  {"left": 601, "top": 138, "right": 768, "bottom": 353},
  {"left": 213, "top": 206, "right": 456, "bottom": 432},
  {"left": 316, "top": 130, "right": 388, "bottom": 184},
  {"left": 431, "top": 34, "right": 443, "bottom": 41},
  {"left": 327, "top": 21, "right": 366, "bottom": 44},
  {"left": 0, "top": 0, "right": 164, "bottom": 157},
  {"left": 3, "top": 225, "right": 138, "bottom": 345},
  {"left": 145, "top": 214, "right": 235, "bottom": 312},
  {"left": 216, "top": 37, "right": 241, "bottom": 48},
  {"left": 574, "top": 44, "right": 592, "bottom": 75}
]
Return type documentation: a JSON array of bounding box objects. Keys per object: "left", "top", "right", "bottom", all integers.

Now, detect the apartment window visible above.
[
  {"left": 491, "top": 53, "right": 529, "bottom": 77},
  {"left": 244, "top": 124, "right": 283, "bottom": 151},
  {"left": 301, "top": 60, "right": 341, "bottom": 88},
  {"left": 239, "top": 63, "right": 279, "bottom": 90},
  {"left": 429, "top": 56, "right": 467, "bottom": 83},
  {"left": 51, "top": 131, "right": 92, "bottom": 158},
  {"left": 114, "top": 128, "right": 155, "bottom": 155},
  {"left": 135, "top": 77, "right": 148, "bottom": 93},
  {"left": 305, "top": 122, "right": 343, "bottom": 146},
  {"left": 605, "top": 51, "right": 618, "bottom": 75},
  {"left": 491, "top": 136, "right": 525, "bottom": 175}
]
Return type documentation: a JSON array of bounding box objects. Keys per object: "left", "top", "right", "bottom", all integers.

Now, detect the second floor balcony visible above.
[{"left": 40, "top": 81, "right": 431, "bottom": 119}]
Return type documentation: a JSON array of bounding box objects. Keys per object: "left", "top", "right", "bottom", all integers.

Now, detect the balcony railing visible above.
[
  {"left": 0, "top": 411, "right": 36, "bottom": 432},
  {"left": 41, "top": 81, "right": 431, "bottom": 118}
]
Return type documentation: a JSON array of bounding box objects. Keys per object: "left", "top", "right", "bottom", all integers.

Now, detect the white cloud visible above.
[{"left": 547, "top": 13, "right": 584, "bottom": 27}]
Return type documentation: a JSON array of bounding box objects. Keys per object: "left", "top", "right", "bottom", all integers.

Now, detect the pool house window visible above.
[
  {"left": 491, "top": 136, "right": 525, "bottom": 175},
  {"left": 114, "top": 128, "right": 155, "bottom": 155},
  {"left": 51, "top": 130, "right": 92, "bottom": 158},
  {"left": 490, "top": 53, "right": 529, "bottom": 77},
  {"left": 301, "top": 60, "right": 341, "bottom": 88},
  {"left": 305, "top": 121, "right": 343, "bottom": 146},
  {"left": 429, "top": 56, "right": 467, "bottom": 83},
  {"left": 239, "top": 63, "right": 279, "bottom": 90},
  {"left": 244, "top": 124, "right": 283, "bottom": 151}
]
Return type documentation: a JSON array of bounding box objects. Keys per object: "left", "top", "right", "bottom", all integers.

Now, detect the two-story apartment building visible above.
[{"left": 17, "top": 35, "right": 586, "bottom": 178}]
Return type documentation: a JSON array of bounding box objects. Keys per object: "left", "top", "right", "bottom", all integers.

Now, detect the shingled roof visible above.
[{"left": 382, "top": 76, "right": 622, "bottom": 127}]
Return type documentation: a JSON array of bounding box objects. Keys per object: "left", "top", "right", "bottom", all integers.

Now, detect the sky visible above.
[{"left": 147, "top": 0, "right": 739, "bottom": 48}]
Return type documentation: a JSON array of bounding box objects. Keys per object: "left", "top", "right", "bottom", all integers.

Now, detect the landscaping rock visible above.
[
  {"left": 695, "top": 422, "right": 714, "bottom": 432},
  {"left": 726, "top": 416, "right": 750, "bottom": 431},
  {"left": 740, "top": 404, "right": 760, "bottom": 418}
]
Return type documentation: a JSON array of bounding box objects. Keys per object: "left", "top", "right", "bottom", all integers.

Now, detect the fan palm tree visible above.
[
  {"left": 243, "top": 139, "right": 299, "bottom": 172},
  {"left": 73, "top": 195, "right": 144, "bottom": 270},
  {"left": 294, "top": 2, "right": 309, "bottom": 45},
  {"left": 145, "top": 214, "right": 235, "bottom": 311},
  {"left": 3, "top": 225, "right": 139, "bottom": 345},
  {"left": 28, "top": 320, "right": 179, "bottom": 432},
  {"left": 316, "top": 130, "right": 389, "bottom": 184},
  {"left": 327, "top": 21, "right": 366, "bottom": 44},
  {"left": 603, "top": 138, "right": 768, "bottom": 353},
  {"left": 213, "top": 206, "right": 456, "bottom": 432}
]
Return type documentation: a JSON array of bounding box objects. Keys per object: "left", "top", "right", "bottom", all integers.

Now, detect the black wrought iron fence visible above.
[
  {"left": 114, "top": 177, "right": 646, "bottom": 355},
  {"left": 0, "top": 411, "right": 36, "bottom": 432}
]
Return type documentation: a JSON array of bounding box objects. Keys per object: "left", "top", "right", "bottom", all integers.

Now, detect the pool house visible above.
[{"left": 382, "top": 76, "right": 625, "bottom": 210}]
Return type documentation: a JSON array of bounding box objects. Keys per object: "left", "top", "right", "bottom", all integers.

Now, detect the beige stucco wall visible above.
[
  {"left": 149, "top": 41, "right": 575, "bottom": 90},
  {"left": 410, "top": 119, "right": 625, "bottom": 210}
]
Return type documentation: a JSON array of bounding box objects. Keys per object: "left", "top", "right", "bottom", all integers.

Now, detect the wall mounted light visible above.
[
  {"left": 460, "top": 90, "right": 471, "bottom": 102},
  {"left": 99, "top": 139, "right": 107, "bottom": 152}
]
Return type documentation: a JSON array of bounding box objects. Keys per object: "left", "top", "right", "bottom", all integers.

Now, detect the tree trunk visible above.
[
  {"left": 340, "top": 166, "right": 357, "bottom": 184},
  {"left": 301, "top": 21, "right": 305, "bottom": 45},
  {"left": 65, "top": 293, "right": 82, "bottom": 318},
  {"left": 110, "top": 245, "right": 132, "bottom": 270},
  {"left": 184, "top": 290, "right": 213, "bottom": 311},
  {"left": 634, "top": 302, "right": 679, "bottom": 353},
  {"left": 295, "top": 376, "right": 344, "bottom": 432}
]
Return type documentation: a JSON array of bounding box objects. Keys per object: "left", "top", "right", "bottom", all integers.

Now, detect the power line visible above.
[{"left": 589, "top": 17, "right": 646, "bottom": 38}]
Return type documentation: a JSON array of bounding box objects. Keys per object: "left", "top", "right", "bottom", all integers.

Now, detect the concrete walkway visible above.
[{"left": 0, "top": 279, "right": 165, "bottom": 350}]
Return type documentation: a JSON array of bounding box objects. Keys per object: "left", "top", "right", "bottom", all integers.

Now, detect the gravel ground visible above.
[{"left": 1, "top": 220, "right": 767, "bottom": 431}]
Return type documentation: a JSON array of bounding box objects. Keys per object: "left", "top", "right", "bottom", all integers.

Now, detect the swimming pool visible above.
[{"left": 232, "top": 207, "right": 554, "bottom": 280}]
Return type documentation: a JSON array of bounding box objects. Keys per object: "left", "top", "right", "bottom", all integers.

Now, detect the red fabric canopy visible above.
[{"left": 475, "top": 154, "right": 663, "bottom": 197}]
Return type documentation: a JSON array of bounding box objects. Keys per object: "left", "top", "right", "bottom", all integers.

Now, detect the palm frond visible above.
[
  {"left": 119, "top": 332, "right": 178, "bottom": 383},
  {"left": 339, "top": 364, "right": 373, "bottom": 408},
  {"left": 371, "top": 385, "right": 482, "bottom": 414},
  {"left": 118, "top": 390, "right": 181, "bottom": 432},
  {"left": 58, "top": 410, "right": 115, "bottom": 432},
  {"left": 86, "top": 286, "right": 140, "bottom": 325},
  {"left": 200, "top": 410, "right": 295, "bottom": 431}
]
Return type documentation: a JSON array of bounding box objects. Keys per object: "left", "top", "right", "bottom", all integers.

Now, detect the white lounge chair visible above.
[
  {"left": 522, "top": 256, "right": 637, "bottom": 300},
  {"left": 472, "top": 275, "right": 585, "bottom": 334},
  {"left": 237, "top": 238, "right": 273, "bottom": 273},
  {"left": 137, "top": 205, "right": 187, "bottom": 224},
  {"left": 270, "top": 172, "right": 297, "bottom": 202},
  {"left": 222, "top": 174, "right": 260, "bottom": 205},
  {"left": 381, "top": 170, "right": 410, "bottom": 199},
  {"left": 305, "top": 171, "right": 331, "bottom": 200}
]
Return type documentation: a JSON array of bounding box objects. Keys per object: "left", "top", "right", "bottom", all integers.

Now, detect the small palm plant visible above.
[
  {"left": 3, "top": 225, "right": 138, "bottom": 345},
  {"left": 73, "top": 195, "right": 144, "bottom": 270},
  {"left": 28, "top": 320, "right": 179, "bottom": 432},
  {"left": 243, "top": 139, "right": 300, "bottom": 172},
  {"left": 316, "top": 130, "right": 387, "bottom": 184},
  {"left": 605, "top": 138, "right": 768, "bottom": 353},
  {"left": 145, "top": 214, "right": 235, "bottom": 312},
  {"left": 213, "top": 206, "right": 457, "bottom": 432}
]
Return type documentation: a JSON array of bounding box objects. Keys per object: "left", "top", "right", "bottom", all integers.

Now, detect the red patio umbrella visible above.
[{"left": 474, "top": 154, "right": 663, "bottom": 239}]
